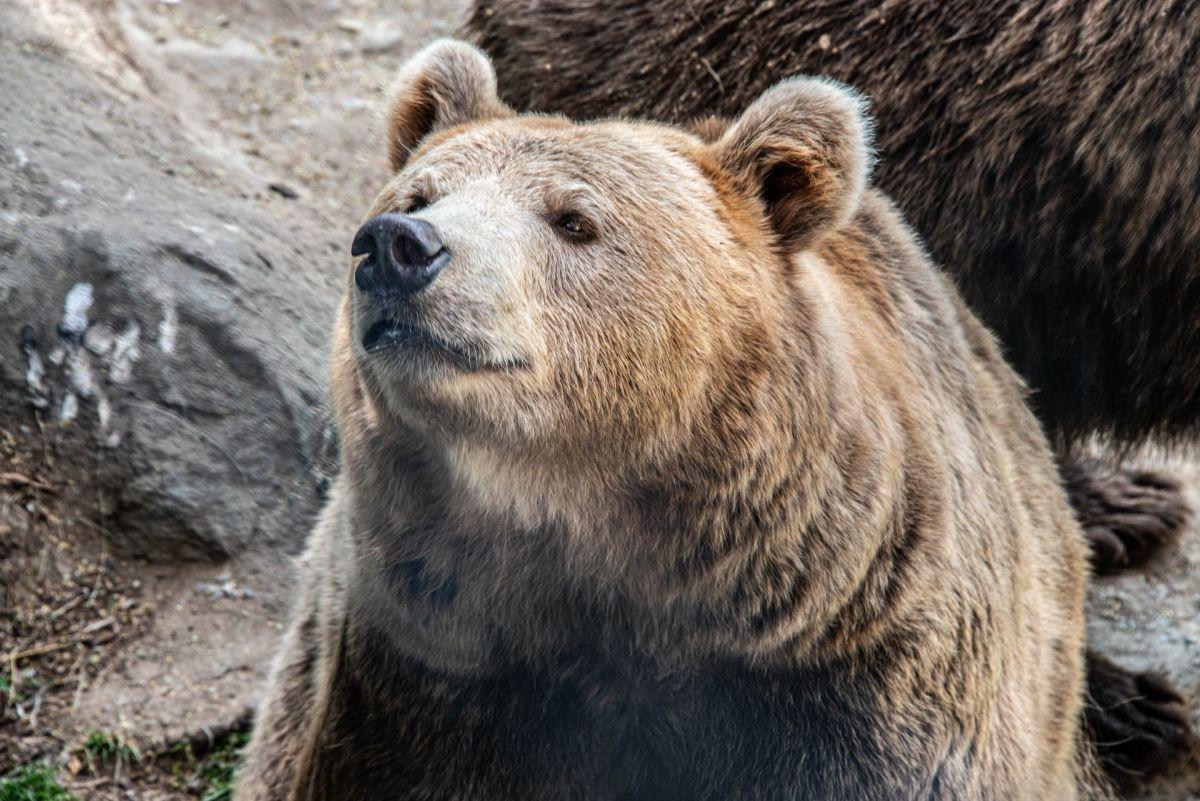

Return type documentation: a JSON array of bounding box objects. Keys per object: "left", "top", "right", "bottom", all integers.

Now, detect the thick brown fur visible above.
[
  {"left": 1084, "top": 652, "right": 1200, "bottom": 796},
  {"left": 466, "top": 0, "right": 1196, "bottom": 583},
  {"left": 1062, "top": 457, "right": 1191, "bottom": 574},
  {"left": 467, "top": 0, "right": 1200, "bottom": 449},
  {"left": 465, "top": 8, "right": 1200, "bottom": 785},
  {"left": 237, "top": 41, "right": 1102, "bottom": 800}
]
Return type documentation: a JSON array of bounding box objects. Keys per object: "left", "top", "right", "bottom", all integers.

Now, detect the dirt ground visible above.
[{"left": 1, "top": 0, "right": 1198, "bottom": 799}]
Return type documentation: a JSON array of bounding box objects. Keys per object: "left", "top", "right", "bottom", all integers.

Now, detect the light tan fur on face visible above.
[{"left": 237, "top": 40, "right": 1099, "bottom": 801}]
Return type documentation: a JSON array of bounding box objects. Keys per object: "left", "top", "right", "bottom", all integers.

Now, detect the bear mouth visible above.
[
  {"left": 362, "top": 319, "right": 466, "bottom": 358},
  {"left": 361, "top": 319, "right": 525, "bottom": 372}
]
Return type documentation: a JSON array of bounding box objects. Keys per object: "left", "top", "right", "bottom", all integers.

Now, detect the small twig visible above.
[
  {"left": 88, "top": 565, "right": 106, "bottom": 605},
  {"left": 72, "top": 515, "right": 115, "bottom": 541},
  {"left": 27, "top": 683, "right": 46, "bottom": 729},
  {"left": 71, "top": 649, "right": 90, "bottom": 710},
  {"left": 80, "top": 616, "right": 115, "bottom": 635},
  {"left": 94, "top": 448, "right": 109, "bottom": 562},
  {"left": 0, "top": 472, "right": 55, "bottom": 492},
  {"left": 36, "top": 536, "right": 51, "bottom": 583},
  {"left": 68, "top": 777, "right": 110, "bottom": 789},
  {"left": 112, "top": 751, "right": 121, "bottom": 801},
  {"left": 698, "top": 55, "right": 725, "bottom": 94},
  {"left": 34, "top": 408, "right": 51, "bottom": 468},
  {"left": 7, "top": 640, "right": 73, "bottom": 662},
  {"left": 49, "top": 590, "right": 86, "bottom": 620}
]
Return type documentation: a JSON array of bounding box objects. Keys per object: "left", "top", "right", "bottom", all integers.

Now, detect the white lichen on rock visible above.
[
  {"left": 109, "top": 321, "right": 141, "bottom": 384},
  {"left": 25, "top": 349, "right": 47, "bottom": 397},
  {"left": 84, "top": 324, "right": 116, "bottom": 356},
  {"left": 23, "top": 283, "right": 142, "bottom": 447},
  {"left": 158, "top": 305, "right": 178, "bottom": 355},
  {"left": 61, "top": 282, "right": 94, "bottom": 336},
  {"left": 60, "top": 392, "right": 79, "bottom": 424}
]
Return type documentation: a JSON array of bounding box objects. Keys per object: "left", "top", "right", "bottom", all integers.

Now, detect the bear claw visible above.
[
  {"left": 1085, "top": 652, "right": 1198, "bottom": 795},
  {"left": 1060, "top": 456, "right": 1191, "bottom": 575}
]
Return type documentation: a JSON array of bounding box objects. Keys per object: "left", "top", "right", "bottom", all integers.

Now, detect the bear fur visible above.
[
  {"left": 467, "top": 0, "right": 1200, "bottom": 449},
  {"left": 464, "top": 9, "right": 1200, "bottom": 781},
  {"left": 236, "top": 40, "right": 1104, "bottom": 800},
  {"left": 466, "top": 0, "right": 1200, "bottom": 582}
]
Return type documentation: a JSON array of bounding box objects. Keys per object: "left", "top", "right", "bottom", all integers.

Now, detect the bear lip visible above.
[
  {"left": 361, "top": 318, "right": 526, "bottom": 373},
  {"left": 362, "top": 318, "right": 463, "bottom": 357}
]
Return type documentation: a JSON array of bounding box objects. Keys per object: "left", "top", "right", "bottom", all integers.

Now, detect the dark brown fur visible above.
[
  {"left": 237, "top": 41, "right": 1102, "bottom": 800},
  {"left": 1062, "top": 457, "right": 1190, "bottom": 574},
  {"left": 1084, "top": 653, "right": 1200, "bottom": 796}
]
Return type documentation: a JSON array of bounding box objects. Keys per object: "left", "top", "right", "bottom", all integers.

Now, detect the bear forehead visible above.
[{"left": 408, "top": 117, "right": 712, "bottom": 196}]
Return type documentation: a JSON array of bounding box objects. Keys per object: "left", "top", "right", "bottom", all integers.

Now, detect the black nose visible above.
[{"left": 352, "top": 213, "right": 449, "bottom": 296}]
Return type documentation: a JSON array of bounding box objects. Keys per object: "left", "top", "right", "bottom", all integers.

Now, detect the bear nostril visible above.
[
  {"left": 351, "top": 229, "right": 378, "bottom": 260},
  {"left": 392, "top": 223, "right": 444, "bottom": 269},
  {"left": 394, "top": 236, "right": 420, "bottom": 269}
]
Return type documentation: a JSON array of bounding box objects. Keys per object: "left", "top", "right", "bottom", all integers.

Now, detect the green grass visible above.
[
  {"left": 81, "top": 729, "right": 140, "bottom": 774},
  {"left": 0, "top": 671, "right": 32, "bottom": 704},
  {"left": 196, "top": 731, "right": 247, "bottom": 801},
  {"left": 166, "top": 730, "right": 248, "bottom": 801},
  {"left": 0, "top": 730, "right": 247, "bottom": 800},
  {"left": 0, "top": 765, "right": 76, "bottom": 801}
]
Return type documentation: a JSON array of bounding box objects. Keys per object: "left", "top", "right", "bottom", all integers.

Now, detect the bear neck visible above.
[{"left": 338, "top": 261, "right": 931, "bottom": 673}]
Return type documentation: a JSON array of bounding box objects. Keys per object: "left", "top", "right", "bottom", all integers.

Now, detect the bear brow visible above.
[{"left": 544, "top": 182, "right": 605, "bottom": 217}]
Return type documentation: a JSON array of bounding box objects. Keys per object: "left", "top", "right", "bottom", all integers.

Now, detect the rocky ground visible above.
[{"left": 0, "top": 1, "right": 1197, "bottom": 799}]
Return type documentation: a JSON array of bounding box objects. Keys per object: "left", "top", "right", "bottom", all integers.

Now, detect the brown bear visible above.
[
  {"left": 465, "top": 0, "right": 1196, "bottom": 577},
  {"left": 238, "top": 39, "right": 1104, "bottom": 800}
]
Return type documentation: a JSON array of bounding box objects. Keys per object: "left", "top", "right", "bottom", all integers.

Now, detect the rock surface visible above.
[
  {"left": 0, "top": 3, "right": 339, "bottom": 561},
  {"left": 0, "top": 0, "right": 462, "bottom": 760}
]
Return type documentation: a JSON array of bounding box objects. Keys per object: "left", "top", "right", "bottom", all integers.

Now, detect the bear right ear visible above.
[
  {"left": 386, "top": 39, "right": 513, "bottom": 172},
  {"left": 708, "top": 77, "right": 873, "bottom": 253}
]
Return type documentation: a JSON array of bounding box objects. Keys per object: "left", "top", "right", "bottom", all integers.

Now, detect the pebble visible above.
[
  {"left": 358, "top": 29, "right": 404, "bottom": 54},
  {"left": 193, "top": 580, "right": 255, "bottom": 600}
]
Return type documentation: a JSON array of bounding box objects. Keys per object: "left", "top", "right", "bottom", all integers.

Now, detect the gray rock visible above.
[{"left": 0, "top": 5, "right": 340, "bottom": 560}]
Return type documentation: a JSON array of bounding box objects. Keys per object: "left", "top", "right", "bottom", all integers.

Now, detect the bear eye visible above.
[
  {"left": 405, "top": 195, "right": 429, "bottom": 214},
  {"left": 553, "top": 212, "right": 594, "bottom": 242}
]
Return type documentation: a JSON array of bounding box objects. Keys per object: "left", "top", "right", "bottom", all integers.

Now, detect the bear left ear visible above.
[
  {"left": 386, "top": 39, "right": 513, "bottom": 172},
  {"left": 709, "top": 77, "right": 873, "bottom": 253}
]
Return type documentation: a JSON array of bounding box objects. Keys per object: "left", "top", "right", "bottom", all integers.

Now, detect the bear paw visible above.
[
  {"left": 1085, "top": 652, "right": 1198, "bottom": 795},
  {"left": 1060, "top": 456, "right": 1191, "bottom": 575}
]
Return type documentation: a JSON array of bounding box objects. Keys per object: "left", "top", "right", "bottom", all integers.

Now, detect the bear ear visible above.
[
  {"left": 709, "top": 77, "right": 873, "bottom": 252},
  {"left": 386, "top": 39, "right": 513, "bottom": 172}
]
